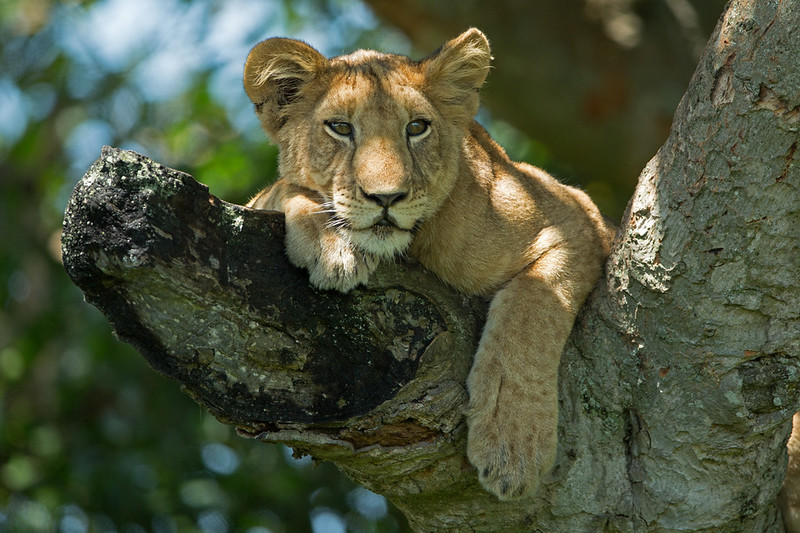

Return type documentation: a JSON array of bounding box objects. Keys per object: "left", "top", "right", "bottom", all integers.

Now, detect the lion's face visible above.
[
  {"left": 284, "top": 54, "right": 463, "bottom": 259},
  {"left": 244, "top": 31, "right": 491, "bottom": 259}
]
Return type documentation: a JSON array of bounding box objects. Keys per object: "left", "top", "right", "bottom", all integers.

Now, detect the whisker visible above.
[
  {"left": 325, "top": 216, "right": 350, "bottom": 231},
  {"left": 311, "top": 202, "right": 337, "bottom": 216}
]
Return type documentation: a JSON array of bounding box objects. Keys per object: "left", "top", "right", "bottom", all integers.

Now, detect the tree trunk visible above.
[{"left": 61, "top": 0, "right": 799, "bottom": 530}]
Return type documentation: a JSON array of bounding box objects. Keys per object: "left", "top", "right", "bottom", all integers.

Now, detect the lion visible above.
[{"left": 243, "top": 28, "right": 616, "bottom": 500}]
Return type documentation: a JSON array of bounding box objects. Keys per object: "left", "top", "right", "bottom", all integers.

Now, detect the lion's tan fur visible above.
[{"left": 244, "top": 28, "right": 616, "bottom": 500}]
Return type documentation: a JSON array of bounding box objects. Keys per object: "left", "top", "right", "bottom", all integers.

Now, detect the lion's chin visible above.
[{"left": 349, "top": 225, "right": 412, "bottom": 260}]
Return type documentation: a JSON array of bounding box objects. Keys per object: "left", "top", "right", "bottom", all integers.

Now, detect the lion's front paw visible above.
[
  {"left": 466, "top": 406, "right": 557, "bottom": 500},
  {"left": 466, "top": 372, "right": 558, "bottom": 500},
  {"left": 306, "top": 231, "right": 378, "bottom": 293}
]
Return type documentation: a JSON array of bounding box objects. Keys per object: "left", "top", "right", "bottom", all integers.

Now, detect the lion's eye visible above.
[
  {"left": 327, "top": 121, "right": 353, "bottom": 137},
  {"left": 406, "top": 120, "right": 429, "bottom": 137}
]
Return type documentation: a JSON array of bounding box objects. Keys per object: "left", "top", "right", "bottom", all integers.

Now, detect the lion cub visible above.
[{"left": 243, "top": 29, "right": 615, "bottom": 500}]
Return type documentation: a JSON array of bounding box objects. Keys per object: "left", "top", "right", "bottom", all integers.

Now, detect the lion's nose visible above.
[{"left": 360, "top": 189, "right": 407, "bottom": 207}]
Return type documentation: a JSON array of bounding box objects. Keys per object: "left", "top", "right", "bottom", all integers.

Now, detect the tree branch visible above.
[
  {"left": 598, "top": 0, "right": 800, "bottom": 527},
  {"left": 61, "top": 148, "right": 500, "bottom": 529}
]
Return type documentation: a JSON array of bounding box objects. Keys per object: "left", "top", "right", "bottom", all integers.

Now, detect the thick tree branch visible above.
[
  {"left": 598, "top": 0, "right": 800, "bottom": 527},
  {"left": 61, "top": 148, "right": 501, "bottom": 529},
  {"left": 62, "top": 0, "right": 800, "bottom": 530},
  {"left": 61, "top": 147, "right": 487, "bottom": 427}
]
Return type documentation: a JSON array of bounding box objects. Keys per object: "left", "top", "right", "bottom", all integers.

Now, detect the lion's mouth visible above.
[
  {"left": 374, "top": 216, "right": 395, "bottom": 227},
  {"left": 345, "top": 214, "right": 416, "bottom": 258},
  {"left": 364, "top": 217, "right": 416, "bottom": 240},
  {"left": 337, "top": 210, "right": 415, "bottom": 239},
  {"left": 373, "top": 211, "right": 398, "bottom": 228}
]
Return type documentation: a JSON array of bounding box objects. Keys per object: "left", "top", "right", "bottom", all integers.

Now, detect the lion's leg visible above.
[
  {"left": 466, "top": 247, "right": 595, "bottom": 500},
  {"left": 248, "top": 180, "right": 378, "bottom": 293}
]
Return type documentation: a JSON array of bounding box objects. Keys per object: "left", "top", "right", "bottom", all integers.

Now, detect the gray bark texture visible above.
[{"left": 61, "top": 0, "right": 799, "bottom": 531}]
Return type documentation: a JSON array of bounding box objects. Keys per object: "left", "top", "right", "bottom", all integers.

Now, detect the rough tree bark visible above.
[{"left": 62, "top": 0, "right": 799, "bottom": 531}]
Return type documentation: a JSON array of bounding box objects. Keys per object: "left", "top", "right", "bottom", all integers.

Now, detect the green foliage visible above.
[{"left": 0, "top": 0, "right": 410, "bottom": 530}]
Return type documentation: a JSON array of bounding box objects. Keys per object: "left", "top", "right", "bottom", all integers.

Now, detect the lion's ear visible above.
[
  {"left": 423, "top": 28, "right": 491, "bottom": 122},
  {"left": 244, "top": 37, "right": 328, "bottom": 136}
]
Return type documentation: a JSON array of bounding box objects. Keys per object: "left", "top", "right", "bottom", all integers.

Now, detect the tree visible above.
[{"left": 61, "top": 0, "right": 799, "bottom": 531}]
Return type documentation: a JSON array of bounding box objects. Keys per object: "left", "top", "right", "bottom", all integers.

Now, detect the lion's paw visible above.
[
  {"left": 307, "top": 231, "right": 378, "bottom": 293},
  {"left": 466, "top": 384, "right": 558, "bottom": 500}
]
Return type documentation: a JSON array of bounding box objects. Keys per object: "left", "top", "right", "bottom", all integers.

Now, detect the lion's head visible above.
[{"left": 243, "top": 29, "right": 491, "bottom": 259}]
